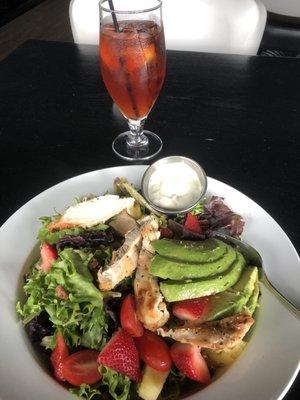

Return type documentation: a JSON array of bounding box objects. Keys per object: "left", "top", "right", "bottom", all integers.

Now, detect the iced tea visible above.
[{"left": 100, "top": 20, "right": 166, "bottom": 120}]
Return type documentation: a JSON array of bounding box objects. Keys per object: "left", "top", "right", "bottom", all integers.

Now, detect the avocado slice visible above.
[
  {"left": 152, "top": 238, "right": 227, "bottom": 263},
  {"left": 150, "top": 245, "right": 237, "bottom": 280},
  {"left": 246, "top": 279, "right": 260, "bottom": 315},
  {"left": 196, "top": 266, "right": 259, "bottom": 322},
  {"left": 160, "top": 252, "right": 245, "bottom": 302}
]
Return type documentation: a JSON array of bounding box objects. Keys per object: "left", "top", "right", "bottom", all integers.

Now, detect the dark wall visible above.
[{"left": 0, "top": 1, "right": 31, "bottom": 11}]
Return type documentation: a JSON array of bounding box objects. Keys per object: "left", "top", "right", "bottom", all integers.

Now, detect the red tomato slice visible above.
[
  {"left": 50, "top": 332, "right": 69, "bottom": 381},
  {"left": 184, "top": 213, "right": 203, "bottom": 234},
  {"left": 135, "top": 330, "right": 171, "bottom": 372},
  {"left": 62, "top": 350, "right": 101, "bottom": 386},
  {"left": 120, "top": 294, "right": 144, "bottom": 337}
]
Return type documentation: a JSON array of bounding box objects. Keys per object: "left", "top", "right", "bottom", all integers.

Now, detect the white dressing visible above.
[{"left": 147, "top": 162, "right": 202, "bottom": 210}]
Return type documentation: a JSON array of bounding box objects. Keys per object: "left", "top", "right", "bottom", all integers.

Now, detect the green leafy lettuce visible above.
[
  {"left": 189, "top": 200, "right": 205, "bottom": 216},
  {"left": 17, "top": 248, "right": 107, "bottom": 350},
  {"left": 100, "top": 366, "right": 131, "bottom": 400},
  {"left": 158, "top": 368, "right": 200, "bottom": 400},
  {"left": 69, "top": 367, "right": 131, "bottom": 400},
  {"left": 37, "top": 216, "right": 108, "bottom": 245},
  {"left": 69, "top": 384, "right": 101, "bottom": 400},
  {"left": 93, "top": 247, "right": 112, "bottom": 267},
  {"left": 175, "top": 200, "right": 206, "bottom": 223}
]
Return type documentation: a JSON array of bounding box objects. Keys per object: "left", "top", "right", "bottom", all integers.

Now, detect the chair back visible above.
[{"left": 69, "top": 0, "right": 266, "bottom": 55}]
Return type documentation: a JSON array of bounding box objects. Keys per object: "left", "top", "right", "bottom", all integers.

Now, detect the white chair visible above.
[
  {"left": 70, "top": 0, "right": 100, "bottom": 46},
  {"left": 164, "top": 0, "right": 266, "bottom": 55},
  {"left": 69, "top": 0, "right": 266, "bottom": 55}
]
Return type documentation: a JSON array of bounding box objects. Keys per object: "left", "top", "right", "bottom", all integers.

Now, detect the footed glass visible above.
[{"left": 99, "top": 0, "right": 166, "bottom": 161}]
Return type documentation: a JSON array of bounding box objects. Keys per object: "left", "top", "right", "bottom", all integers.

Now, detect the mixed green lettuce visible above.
[
  {"left": 69, "top": 384, "right": 101, "bottom": 400},
  {"left": 38, "top": 216, "right": 109, "bottom": 245},
  {"left": 69, "top": 367, "right": 131, "bottom": 400},
  {"left": 100, "top": 366, "right": 131, "bottom": 400},
  {"left": 17, "top": 248, "right": 108, "bottom": 350}
]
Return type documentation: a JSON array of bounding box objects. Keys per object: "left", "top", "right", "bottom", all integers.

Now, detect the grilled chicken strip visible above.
[
  {"left": 134, "top": 216, "right": 170, "bottom": 331},
  {"left": 157, "top": 313, "right": 254, "bottom": 350},
  {"left": 109, "top": 210, "right": 137, "bottom": 236},
  {"left": 98, "top": 226, "right": 142, "bottom": 291},
  {"left": 48, "top": 195, "right": 134, "bottom": 231}
]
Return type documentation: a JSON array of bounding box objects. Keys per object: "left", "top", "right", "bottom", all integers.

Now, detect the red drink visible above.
[{"left": 100, "top": 20, "right": 166, "bottom": 120}]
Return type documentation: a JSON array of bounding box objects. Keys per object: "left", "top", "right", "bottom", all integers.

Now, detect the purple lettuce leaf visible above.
[
  {"left": 167, "top": 196, "right": 244, "bottom": 240},
  {"left": 56, "top": 228, "right": 115, "bottom": 250},
  {"left": 203, "top": 196, "right": 245, "bottom": 237},
  {"left": 27, "top": 312, "right": 55, "bottom": 343},
  {"left": 168, "top": 219, "right": 205, "bottom": 240}
]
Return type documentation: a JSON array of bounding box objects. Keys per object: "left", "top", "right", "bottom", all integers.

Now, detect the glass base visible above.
[{"left": 112, "top": 131, "right": 163, "bottom": 161}]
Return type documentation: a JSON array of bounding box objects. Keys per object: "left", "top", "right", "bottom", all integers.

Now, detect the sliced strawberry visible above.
[
  {"left": 135, "top": 330, "right": 171, "bottom": 372},
  {"left": 172, "top": 297, "right": 210, "bottom": 321},
  {"left": 170, "top": 342, "right": 210, "bottom": 384},
  {"left": 120, "top": 294, "right": 144, "bottom": 337},
  {"left": 40, "top": 242, "right": 58, "bottom": 272},
  {"left": 50, "top": 332, "right": 69, "bottom": 381},
  {"left": 98, "top": 329, "right": 140, "bottom": 381},
  {"left": 184, "top": 213, "right": 203, "bottom": 234},
  {"left": 159, "top": 227, "right": 174, "bottom": 238},
  {"left": 62, "top": 350, "right": 101, "bottom": 386}
]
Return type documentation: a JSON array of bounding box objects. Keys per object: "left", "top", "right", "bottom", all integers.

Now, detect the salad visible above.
[{"left": 16, "top": 177, "right": 260, "bottom": 400}]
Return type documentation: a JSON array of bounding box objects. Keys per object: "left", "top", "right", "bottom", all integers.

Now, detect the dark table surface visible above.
[{"left": 0, "top": 40, "right": 299, "bottom": 398}]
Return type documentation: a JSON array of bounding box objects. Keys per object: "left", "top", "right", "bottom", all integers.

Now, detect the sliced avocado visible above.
[
  {"left": 152, "top": 238, "right": 227, "bottom": 263},
  {"left": 197, "top": 266, "right": 259, "bottom": 322},
  {"left": 150, "top": 245, "right": 237, "bottom": 280},
  {"left": 160, "top": 252, "right": 245, "bottom": 302},
  {"left": 246, "top": 279, "right": 260, "bottom": 315}
]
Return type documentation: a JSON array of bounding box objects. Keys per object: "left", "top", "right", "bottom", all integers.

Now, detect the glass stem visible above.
[{"left": 126, "top": 118, "right": 149, "bottom": 148}]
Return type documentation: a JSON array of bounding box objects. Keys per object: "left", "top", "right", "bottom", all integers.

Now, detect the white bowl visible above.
[{"left": 0, "top": 165, "right": 299, "bottom": 400}]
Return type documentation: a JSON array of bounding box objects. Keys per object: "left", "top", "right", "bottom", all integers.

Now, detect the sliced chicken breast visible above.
[
  {"left": 48, "top": 195, "right": 134, "bottom": 231},
  {"left": 157, "top": 313, "right": 254, "bottom": 350},
  {"left": 98, "top": 226, "right": 142, "bottom": 291},
  {"left": 109, "top": 210, "right": 138, "bottom": 236},
  {"left": 134, "top": 216, "right": 170, "bottom": 331}
]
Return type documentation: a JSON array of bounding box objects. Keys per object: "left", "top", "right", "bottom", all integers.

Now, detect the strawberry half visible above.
[
  {"left": 172, "top": 297, "right": 210, "bottom": 321},
  {"left": 98, "top": 329, "right": 140, "bottom": 381},
  {"left": 184, "top": 213, "right": 203, "bottom": 234},
  {"left": 50, "top": 332, "right": 69, "bottom": 381},
  {"left": 40, "top": 242, "right": 58, "bottom": 272},
  {"left": 170, "top": 342, "right": 210, "bottom": 384}
]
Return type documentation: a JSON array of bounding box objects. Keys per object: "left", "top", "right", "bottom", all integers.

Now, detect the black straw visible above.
[{"left": 108, "top": 0, "right": 120, "bottom": 32}]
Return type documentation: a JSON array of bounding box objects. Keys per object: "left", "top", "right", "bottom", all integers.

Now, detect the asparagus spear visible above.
[{"left": 114, "top": 177, "right": 165, "bottom": 220}]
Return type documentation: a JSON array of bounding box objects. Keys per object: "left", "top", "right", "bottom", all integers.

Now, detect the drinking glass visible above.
[{"left": 99, "top": 0, "right": 166, "bottom": 161}]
